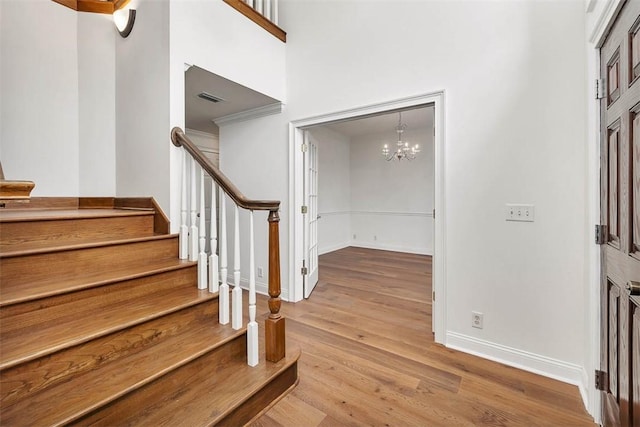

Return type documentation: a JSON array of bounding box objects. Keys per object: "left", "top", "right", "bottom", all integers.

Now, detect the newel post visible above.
[{"left": 265, "top": 209, "right": 285, "bottom": 362}]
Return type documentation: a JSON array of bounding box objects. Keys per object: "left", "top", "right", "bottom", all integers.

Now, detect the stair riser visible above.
[
  {"left": 0, "top": 236, "right": 179, "bottom": 288},
  {"left": 218, "top": 362, "right": 299, "bottom": 427},
  {"left": 0, "top": 266, "right": 210, "bottom": 371},
  {"left": 69, "top": 335, "right": 247, "bottom": 426},
  {"left": 0, "top": 215, "right": 155, "bottom": 249},
  {"left": 1, "top": 301, "right": 218, "bottom": 407},
  {"left": 1, "top": 266, "right": 198, "bottom": 328}
]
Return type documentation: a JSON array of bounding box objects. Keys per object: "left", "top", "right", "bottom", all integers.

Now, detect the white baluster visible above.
[
  {"left": 247, "top": 210, "right": 258, "bottom": 367},
  {"left": 197, "top": 167, "right": 207, "bottom": 289},
  {"left": 219, "top": 193, "right": 229, "bottom": 325},
  {"left": 255, "top": 0, "right": 263, "bottom": 15},
  {"left": 273, "top": 0, "right": 278, "bottom": 25},
  {"left": 189, "top": 158, "right": 198, "bottom": 262},
  {"left": 179, "top": 150, "right": 188, "bottom": 260},
  {"left": 245, "top": 0, "right": 254, "bottom": 8},
  {"left": 232, "top": 204, "right": 243, "bottom": 330},
  {"left": 209, "top": 182, "right": 219, "bottom": 293},
  {"left": 264, "top": 0, "right": 271, "bottom": 22}
]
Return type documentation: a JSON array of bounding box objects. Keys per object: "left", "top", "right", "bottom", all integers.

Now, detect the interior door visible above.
[
  {"left": 303, "top": 131, "right": 319, "bottom": 298},
  {"left": 600, "top": 2, "right": 640, "bottom": 426}
]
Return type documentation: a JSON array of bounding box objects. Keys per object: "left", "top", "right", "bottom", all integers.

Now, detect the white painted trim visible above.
[
  {"left": 580, "top": 367, "right": 590, "bottom": 413},
  {"left": 185, "top": 127, "right": 219, "bottom": 139},
  {"left": 289, "top": 91, "right": 446, "bottom": 344},
  {"left": 446, "top": 332, "right": 584, "bottom": 388},
  {"left": 351, "top": 210, "right": 434, "bottom": 218},
  {"left": 351, "top": 242, "right": 432, "bottom": 256},
  {"left": 588, "top": 0, "right": 623, "bottom": 45},
  {"left": 318, "top": 242, "right": 350, "bottom": 256},
  {"left": 318, "top": 210, "right": 350, "bottom": 217},
  {"left": 320, "top": 210, "right": 434, "bottom": 218},
  {"left": 584, "top": 1, "right": 624, "bottom": 421},
  {"left": 214, "top": 102, "right": 283, "bottom": 126}
]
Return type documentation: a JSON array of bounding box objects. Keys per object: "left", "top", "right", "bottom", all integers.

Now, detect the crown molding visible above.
[{"left": 214, "top": 103, "right": 283, "bottom": 126}]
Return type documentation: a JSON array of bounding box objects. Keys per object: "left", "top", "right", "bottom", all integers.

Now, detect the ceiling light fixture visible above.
[
  {"left": 114, "top": 7, "right": 136, "bottom": 38},
  {"left": 381, "top": 112, "right": 420, "bottom": 161}
]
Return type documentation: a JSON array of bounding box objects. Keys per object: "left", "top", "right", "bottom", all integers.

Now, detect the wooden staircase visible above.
[{"left": 0, "top": 198, "right": 299, "bottom": 426}]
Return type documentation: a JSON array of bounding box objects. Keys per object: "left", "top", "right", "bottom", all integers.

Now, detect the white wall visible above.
[
  {"left": 169, "top": 0, "right": 287, "bottom": 234},
  {"left": 78, "top": 12, "right": 116, "bottom": 196},
  {"left": 0, "top": 0, "right": 79, "bottom": 195},
  {"left": 350, "top": 127, "right": 433, "bottom": 254},
  {"left": 0, "top": 1, "right": 117, "bottom": 198},
  {"left": 221, "top": 0, "right": 589, "bottom": 397},
  {"left": 310, "top": 127, "right": 351, "bottom": 255},
  {"left": 116, "top": 0, "right": 170, "bottom": 209},
  {"left": 311, "top": 124, "right": 434, "bottom": 255},
  {"left": 219, "top": 114, "right": 289, "bottom": 299}
]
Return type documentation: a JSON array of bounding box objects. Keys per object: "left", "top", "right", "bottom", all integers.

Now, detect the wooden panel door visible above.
[{"left": 600, "top": 2, "right": 640, "bottom": 426}]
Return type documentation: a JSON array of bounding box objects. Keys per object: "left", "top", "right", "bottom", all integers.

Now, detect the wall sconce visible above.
[{"left": 113, "top": 8, "right": 136, "bottom": 38}]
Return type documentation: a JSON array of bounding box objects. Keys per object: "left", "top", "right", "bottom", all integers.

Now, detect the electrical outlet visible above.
[
  {"left": 472, "top": 311, "right": 484, "bottom": 329},
  {"left": 257, "top": 267, "right": 264, "bottom": 278}
]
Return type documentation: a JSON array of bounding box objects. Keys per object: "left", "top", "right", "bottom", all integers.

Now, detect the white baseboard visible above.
[
  {"left": 319, "top": 242, "right": 350, "bottom": 255},
  {"left": 350, "top": 242, "right": 432, "bottom": 256},
  {"left": 446, "top": 331, "right": 584, "bottom": 388},
  {"left": 579, "top": 366, "right": 590, "bottom": 415}
]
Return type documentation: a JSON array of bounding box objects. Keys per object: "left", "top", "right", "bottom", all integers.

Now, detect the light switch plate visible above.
[{"left": 506, "top": 204, "right": 535, "bottom": 222}]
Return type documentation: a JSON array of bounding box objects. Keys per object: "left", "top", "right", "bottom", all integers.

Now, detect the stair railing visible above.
[{"left": 171, "top": 127, "right": 285, "bottom": 366}]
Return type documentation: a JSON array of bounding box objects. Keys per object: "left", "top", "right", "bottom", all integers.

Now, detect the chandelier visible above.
[{"left": 381, "top": 112, "right": 420, "bottom": 161}]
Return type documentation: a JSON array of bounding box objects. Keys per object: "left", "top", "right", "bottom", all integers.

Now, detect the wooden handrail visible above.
[
  {"left": 172, "top": 127, "right": 285, "bottom": 363},
  {"left": 171, "top": 128, "right": 280, "bottom": 211}
]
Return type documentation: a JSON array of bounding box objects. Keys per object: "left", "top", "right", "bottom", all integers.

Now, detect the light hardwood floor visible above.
[{"left": 252, "top": 247, "right": 595, "bottom": 427}]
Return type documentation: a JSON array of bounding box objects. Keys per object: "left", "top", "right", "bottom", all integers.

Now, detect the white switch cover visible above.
[{"left": 506, "top": 204, "right": 535, "bottom": 222}]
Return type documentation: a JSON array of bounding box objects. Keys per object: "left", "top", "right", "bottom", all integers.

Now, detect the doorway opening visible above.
[{"left": 289, "top": 92, "right": 446, "bottom": 343}]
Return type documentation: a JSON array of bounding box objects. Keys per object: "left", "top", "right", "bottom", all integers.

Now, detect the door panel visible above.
[
  {"left": 600, "top": 2, "right": 640, "bottom": 426},
  {"left": 631, "top": 108, "right": 640, "bottom": 256},
  {"left": 609, "top": 122, "right": 621, "bottom": 247},
  {"left": 303, "top": 132, "right": 319, "bottom": 298},
  {"left": 610, "top": 282, "right": 620, "bottom": 403},
  {"left": 632, "top": 301, "right": 640, "bottom": 426}
]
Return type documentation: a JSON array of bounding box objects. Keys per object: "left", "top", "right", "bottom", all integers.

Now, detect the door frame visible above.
[
  {"left": 287, "top": 91, "right": 447, "bottom": 343},
  {"left": 587, "top": 0, "right": 625, "bottom": 422}
]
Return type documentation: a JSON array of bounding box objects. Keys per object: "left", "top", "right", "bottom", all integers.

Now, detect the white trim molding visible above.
[
  {"left": 214, "top": 102, "right": 283, "bottom": 126},
  {"left": 289, "top": 91, "right": 446, "bottom": 343},
  {"left": 350, "top": 242, "right": 432, "bottom": 256},
  {"left": 447, "top": 332, "right": 586, "bottom": 404},
  {"left": 350, "top": 210, "right": 433, "bottom": 218},
  {"left": 320, "top": 210, "right": 434, "bottom": 218}
]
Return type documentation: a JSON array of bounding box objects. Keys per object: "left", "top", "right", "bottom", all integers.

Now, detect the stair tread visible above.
[
  {"left": 0, "top": 233, "right": 177, "bottom": 258},
  {"left": 0, "top": 257, "right": 196, "bottom": 306},
  {"left": 0, "top": 282, "right": 215, "bottom": 370},
  {"left": 1, "top": 307, "right": 241, "bottom": 427},
  {"left": 79, "top": 333, "right": 301, "bottom": 427},
  {"left": 0, "top": 208, "right": 153, "bottom": 223}
]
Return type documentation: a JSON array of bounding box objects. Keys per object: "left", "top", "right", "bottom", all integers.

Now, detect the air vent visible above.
[{"left": 197, "top": 92, "right": 225, "bottom": 103}]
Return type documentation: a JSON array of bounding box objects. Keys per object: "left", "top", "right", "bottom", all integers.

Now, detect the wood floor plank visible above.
[{"left": 251, "top": 247, "right": 594, "bottom": 427}]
